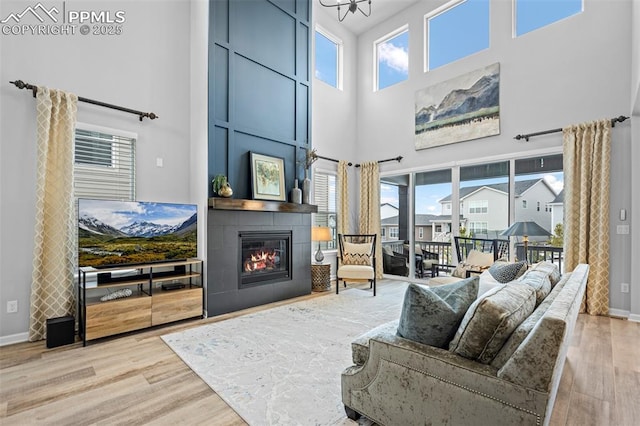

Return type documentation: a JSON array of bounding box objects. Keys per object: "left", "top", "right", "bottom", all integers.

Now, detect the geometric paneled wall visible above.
[{"left": 208, "top": 0, "right": 311, "bottom": 199}]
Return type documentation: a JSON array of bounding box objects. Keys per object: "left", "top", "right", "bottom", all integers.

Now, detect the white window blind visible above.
[
  {"left": 74, "top": 124, "right": 136, "bottom": 200},
  {"left": 313, "top": 171, "right": 337, "bottom": 250}
]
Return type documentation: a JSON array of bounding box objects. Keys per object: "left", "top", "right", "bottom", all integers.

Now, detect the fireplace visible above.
[{"left": 239, "top": 231, "right": 292, "bottom": 288}]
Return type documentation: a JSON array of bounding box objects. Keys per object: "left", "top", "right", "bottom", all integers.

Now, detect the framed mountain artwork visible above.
[{"left": 415, "top": 63, "right": 500, "bottom": 150}]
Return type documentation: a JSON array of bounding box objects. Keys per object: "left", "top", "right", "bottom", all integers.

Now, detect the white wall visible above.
[
  {"left": 630, "top": 1, "right": 640, "bottom": 321},
  {"left": 353, "top": 0, "right": 634, "bottom": 315},
  {"left": 0, "top": 0, "right": 194, "bottom": 342}
]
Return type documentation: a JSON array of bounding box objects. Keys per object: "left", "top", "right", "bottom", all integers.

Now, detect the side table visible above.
[{"left": 311, "top": 263, "right": 331, "bottom": 292}]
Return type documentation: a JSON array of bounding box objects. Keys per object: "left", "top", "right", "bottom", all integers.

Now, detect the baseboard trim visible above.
[
  {"left": 0, "top": 332, "right": 29, "bottom": 347},
  {"left": 628, "top": 313, "right": 640, "bottom": 323}
]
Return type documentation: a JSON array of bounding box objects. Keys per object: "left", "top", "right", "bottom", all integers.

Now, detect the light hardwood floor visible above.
[{"left": 1, "top": 280, "right": 638, "bottom": 426}]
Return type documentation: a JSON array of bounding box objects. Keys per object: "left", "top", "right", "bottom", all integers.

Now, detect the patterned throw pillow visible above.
[
  {"left": 449, "top": 283, "right": 536, "bottom": 364},
  {"left": 342, "top": 241, "right": 372, "bottom": 265},
  {"left": 397, "top": 277, "right": 479, "bottom": 348},
  {"left": 488, "top": 261, "right": 528, "bottom": 283}
]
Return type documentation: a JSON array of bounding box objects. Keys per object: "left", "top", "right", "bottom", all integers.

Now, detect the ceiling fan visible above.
[{"left": 318, "top": 0, "right": 372, "bottom": 22}]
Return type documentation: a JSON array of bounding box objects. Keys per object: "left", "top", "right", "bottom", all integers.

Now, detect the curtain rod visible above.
[
  {"left": 308, "top": 150, "right": 402, "bottom": 168},
  {"left": 514, "top": 115, "right": 629, "bottom": 142},
  {"left": 10, "top": 80, "right": 158, "bottom": 121}
]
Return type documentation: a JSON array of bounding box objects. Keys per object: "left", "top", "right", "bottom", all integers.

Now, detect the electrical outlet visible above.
[
  {"left": 7, "top": 300, "right": 18, "bottom": 313},
  {"left": 621, "top": 283, "right": 629, "bottom": 293}
]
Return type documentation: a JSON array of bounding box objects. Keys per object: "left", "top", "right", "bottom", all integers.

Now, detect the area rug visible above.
[{"left": 161, "top": 282, "right": 408, "bottom": 425}]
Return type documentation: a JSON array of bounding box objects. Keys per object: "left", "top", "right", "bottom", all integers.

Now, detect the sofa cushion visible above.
[
  {"left": 490, "top": 274, "right": 569, "bottom": 369},
  {"left": 530, "top": 261, "right": 562, "bottom": 286},
  {"left": 342, "top": 241, "right": 372, "bottom": 265},
  {"left": 488, "top": 260, "right": 528, "bottom": 283},
  {"left": 449, "top": 283, "right": 537, "bottom": 364},
  {"left": 338, "top": 264, "right": 374, "bottom": 280},
  {"left": 516, "top": 270, "right": 552, "bottom": 306},
  {"left": 397, "top": 278, "right": 479, "bottom": 348}
]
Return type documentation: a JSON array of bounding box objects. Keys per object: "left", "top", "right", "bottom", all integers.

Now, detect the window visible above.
[
  {"left": 389, "top": 227, "right": 399, "bottom": 239},
  {"left": 375, "top": 26, "right": 409, "bottom": 91},
  {"left": 425, "top": 0, "right": 490, "bottom": 71},
  {"left": 522, "top": 200, "right": 527, "bottom": 208},
  {"left": 515, "top": 0, "right": 583, "bottom": 37},
  {"left": 315, "top": 27, "right": 342, "bottom": 89},
  {"left": 74, "top": 124, "right": 136, "bottom": 200},
  {"left": 468, "top": 221, "right": 488, "bottom": 235},
  {"left": 418, "top": 227, "right": 424, "bottom": 239},
  {"left": 469, "top": 200, "right": 488, "bottom": 214},
  {"left": 313, "top": 171, "right": 337, "bottom": 250},
  {"left": 537, "top": 201, "right": 541, "bottom": 212}
]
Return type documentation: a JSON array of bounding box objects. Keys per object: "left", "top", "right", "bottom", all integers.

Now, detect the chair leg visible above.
[
  {"left": 336, "top": 278, "right": 339, "bottom": 294},
  {"left": 373, "top": 278, "right": 376, "bottom": 296}
]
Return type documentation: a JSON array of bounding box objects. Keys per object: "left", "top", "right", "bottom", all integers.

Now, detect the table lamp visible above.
[
  {"left": 500, "top": 221, "right": 552, "bottom": 263},
  {"left": 311, "top": 226, "right": 332, "bottom": 263}
]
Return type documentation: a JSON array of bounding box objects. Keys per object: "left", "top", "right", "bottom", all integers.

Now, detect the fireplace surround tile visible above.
[{"left": 207, "top": 209, "right": 311, "bottom": 316}]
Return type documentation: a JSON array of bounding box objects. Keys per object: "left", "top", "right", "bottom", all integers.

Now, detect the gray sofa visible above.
[{"left": 341, "top": 263, "right": 589, "bottom": 426}]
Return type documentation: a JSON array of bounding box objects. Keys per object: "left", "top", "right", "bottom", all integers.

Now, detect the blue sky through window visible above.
[
  {"left": 428, "top": 0, "right": 490, "bottom": 71},
  {"left": 377, "top": 29, "right": 409, "bottom": 90},
  {"left": 315, "top": 30, "right": 338, "bottom": 88},
  {"left": 516, "top": 0, "right": 583, "bottom": 36}
]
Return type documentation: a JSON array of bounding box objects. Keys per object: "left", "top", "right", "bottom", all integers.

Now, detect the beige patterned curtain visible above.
[
  {"left": 563, "top": 119, "right": 610, "bottom": 315},
  {"left": 337, "top": 160, "right": 349, "bottom": 236},
  {"left": 358, "top": 161, "right": 382, "bottom": 279},
  {"left": 29, "top": 87, "right": 78, "bottom": 341}
]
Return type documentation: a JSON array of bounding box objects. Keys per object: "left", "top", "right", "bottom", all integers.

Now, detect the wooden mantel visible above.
[{"left": 208, "top": 197, "right": 318, "bottom": 213}]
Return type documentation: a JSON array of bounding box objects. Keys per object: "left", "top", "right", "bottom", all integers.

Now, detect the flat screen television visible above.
[{"left": 78, "top": 199, "right": 197, "bottom": 268}]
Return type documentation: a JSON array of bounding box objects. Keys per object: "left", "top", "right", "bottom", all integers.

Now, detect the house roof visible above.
[
  {"left": 439, "top": 178, "right": 549, "bottom": 203},
  {"left": 381, "top": 214, "right": 462, "bottom": 225},
  {"left": 549, "top": 189, "right": 564, "bottom": 204}
]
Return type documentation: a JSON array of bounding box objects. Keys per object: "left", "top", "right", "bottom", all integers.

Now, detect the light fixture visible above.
[
  {"left": 500, "top": 221, "right": 552, "bottom": 263},
  {"left": 311, "top": 226, "right": 332, "bottom": 263},
  {"left": 319, "top": 0, "right": 372, "bottom": 22}
]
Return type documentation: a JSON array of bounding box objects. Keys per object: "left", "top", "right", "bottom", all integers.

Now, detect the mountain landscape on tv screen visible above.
[{"left": 78, "top": 200, "right": 197, "bottom": 268}]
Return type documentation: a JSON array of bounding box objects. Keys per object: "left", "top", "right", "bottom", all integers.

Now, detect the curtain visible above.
[
  {"left": 562, "top": 119, "right": 610, "bottom": 315},
  {"left": 337, "top": 160, "right": 349, "bottom": 236},
  {"left": 29, "top": 87, "right": 78, "bottom": 341},
  {"left": 358, "top": 161, "right": 383, "bottom": 279}
]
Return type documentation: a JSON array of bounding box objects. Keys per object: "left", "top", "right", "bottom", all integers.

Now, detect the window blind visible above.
[{"left": 74, "top": 127, "right": 136, "bottom": 200}]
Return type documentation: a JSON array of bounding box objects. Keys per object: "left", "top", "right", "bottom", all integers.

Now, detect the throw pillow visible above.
[
  {"left": 488, "top": 261, "right": 528, "bottom": 283},
  {"left": 342, "top": 241, "right": 372, "bottom": 265},
  {"left": 530, "top": 261, "right": 562, "bottom": 286},
  {"left": 516, "top": 270, "right": 552, "bottom": 305},
  {"left": 449, "top": 283, "right": 536, "bottom": 364},
  {"left": 397, "top": 277, "right": 479, "bottom": 349}
]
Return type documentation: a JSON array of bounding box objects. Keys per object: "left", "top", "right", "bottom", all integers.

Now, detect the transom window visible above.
[
  {"left": 468, "top": 221, "right": 488, "bottom": 235},
  {"left": 375, "top": 25, "right": 409, "bottom": 91},
  {"left": 425, "top": 0, "right": 490, "bottom": 71},
  {"left": 514, "top": 0, "right": 583, "bottom": 37},
  {"left": 315, "top": 26, "right": 342, "bottom": 90}
]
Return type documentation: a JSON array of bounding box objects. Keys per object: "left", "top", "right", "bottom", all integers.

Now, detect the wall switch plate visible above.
[
  {"left": 616, "top": 225, "right": 629, "bottom": 235},
  {"left": 621, "top": 283, "right": 629, "bottom": 293},
  {"left": 7, "top": 300, "right": 18, "bottom": 313}
]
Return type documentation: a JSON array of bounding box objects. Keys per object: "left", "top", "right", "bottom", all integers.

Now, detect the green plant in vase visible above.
[{"left": 212, "top": 174, "right": 233, "bottom": 197}]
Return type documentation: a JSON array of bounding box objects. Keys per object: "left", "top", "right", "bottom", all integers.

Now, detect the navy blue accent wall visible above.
[{"left": 208, "top": 0, "right": 311, "bottom": 199}]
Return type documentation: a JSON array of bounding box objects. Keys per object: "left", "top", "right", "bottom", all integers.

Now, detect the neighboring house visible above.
[
  {"left": 381, "top": 213, "right": 455, "bottom": 243},
  {"left": 438, "top": 178, "right": 558, "bottom": 237},
  {"left": 380, "top": 203, "right": 399, "bottom": 219},
  {"left": 549, "top": 190, "right": 565, "bottom": 231}
]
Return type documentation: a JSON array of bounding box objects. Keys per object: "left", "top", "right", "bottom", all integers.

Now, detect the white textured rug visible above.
[{"left": 161, "top": 282, "right": 408, "bottom": 425}]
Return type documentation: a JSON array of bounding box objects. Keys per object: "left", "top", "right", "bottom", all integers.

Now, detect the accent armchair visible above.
[{"left": 337, "top": 234, "right": 377, "bottom": 296}]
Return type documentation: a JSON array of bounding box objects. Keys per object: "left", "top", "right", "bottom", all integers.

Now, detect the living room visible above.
[{"left": 0, "top": 0, "right": 639, "bottom": 424}]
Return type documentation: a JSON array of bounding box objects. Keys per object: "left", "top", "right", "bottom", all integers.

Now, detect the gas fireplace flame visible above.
[{"left": 244, "top": 249, "right": 279, "bottom": 272}]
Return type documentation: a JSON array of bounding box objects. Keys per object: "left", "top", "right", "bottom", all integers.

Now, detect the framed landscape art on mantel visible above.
[
  {"left": 250, "top": 152, "right": 286, "bottom": 201},
  {"left": 415, "top": 62, "right": 500, "bottom": 150}
]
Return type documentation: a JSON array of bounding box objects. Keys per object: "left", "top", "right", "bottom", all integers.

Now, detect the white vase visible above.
[
  {"left": 302, "top": 172, "right": 311, "bottom": 204},
  {"left": 291, "top": 179, "right": 302, "bottom": 204}
]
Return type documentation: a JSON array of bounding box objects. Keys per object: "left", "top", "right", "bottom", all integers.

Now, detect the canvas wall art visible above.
[
  {"left": 250, "top": 152, "right": 286, "bottom": 201},
  {"left": 415, "top": 63, "right": 500, "bottom": 150}
]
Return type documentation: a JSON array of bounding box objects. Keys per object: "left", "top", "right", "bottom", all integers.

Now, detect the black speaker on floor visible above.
[{"left": 46, "top": 316, "right": 75, "bottom": 348}]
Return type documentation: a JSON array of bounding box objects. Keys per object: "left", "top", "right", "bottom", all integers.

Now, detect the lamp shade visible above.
[
  {"left": 500, "top": 221, "right": 551, "bottom": 237},
  {"left": 311, "top": 226, "right": 332, "bottom": 241}
]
